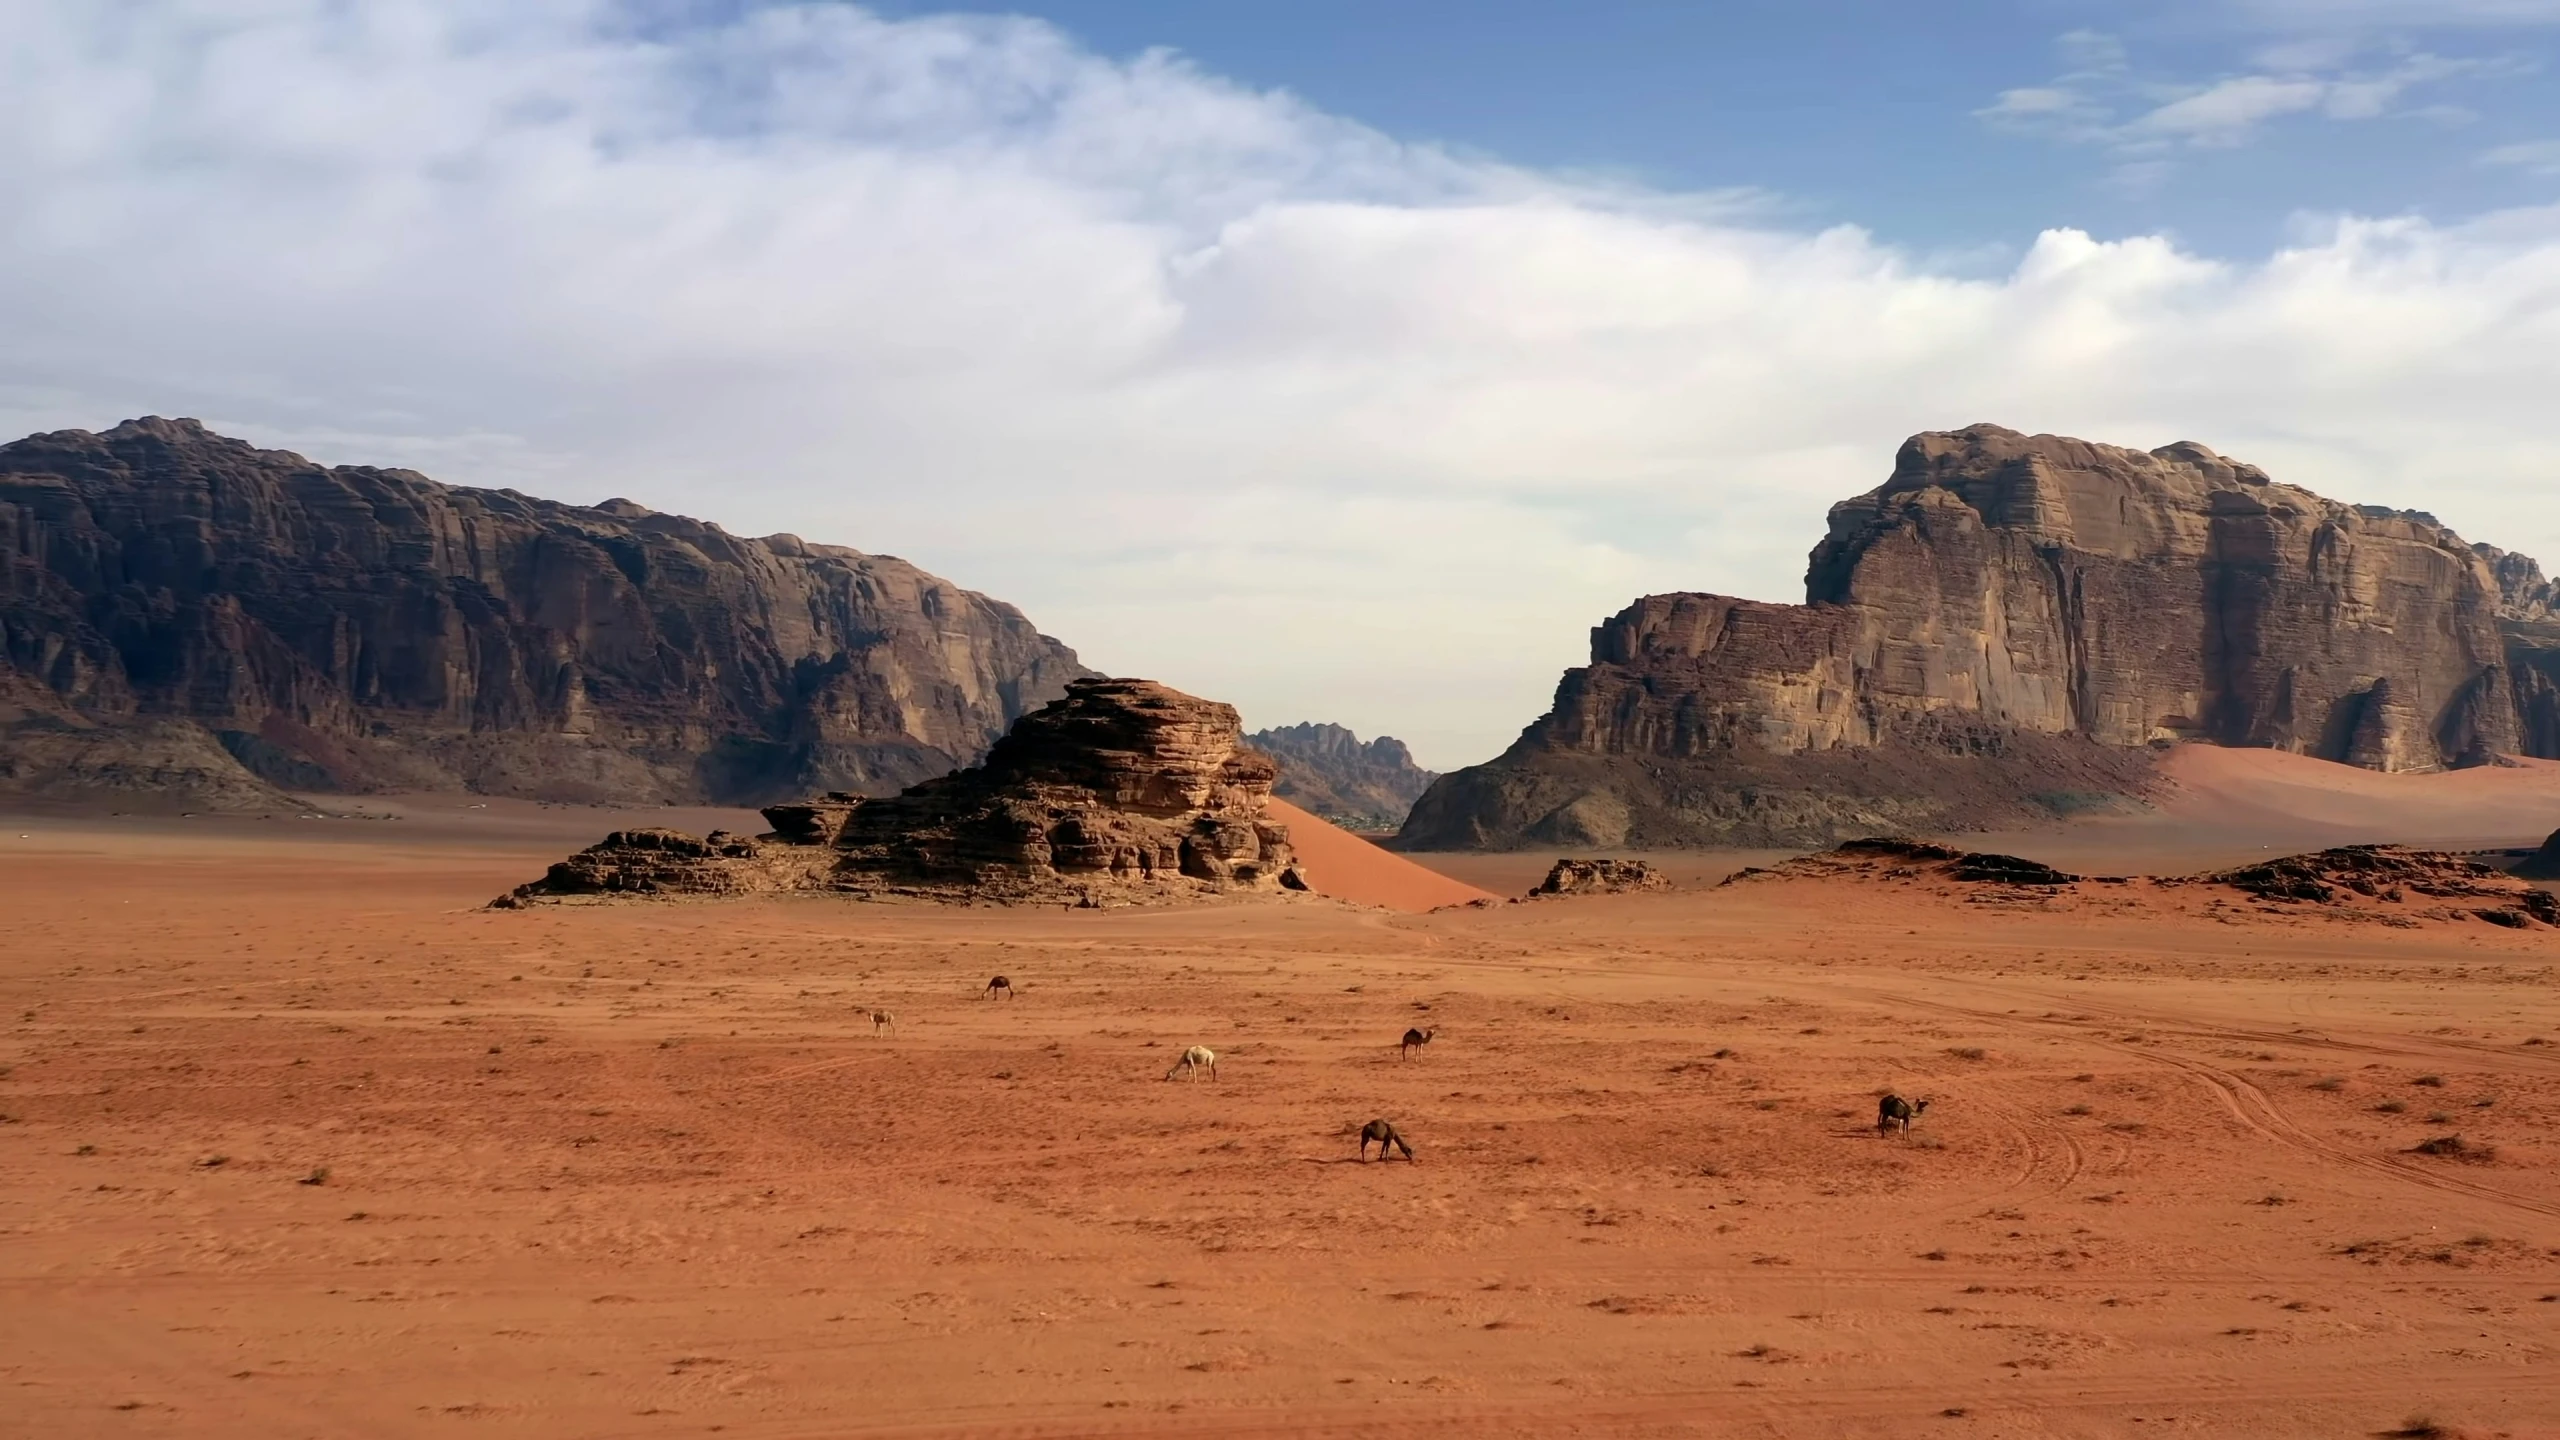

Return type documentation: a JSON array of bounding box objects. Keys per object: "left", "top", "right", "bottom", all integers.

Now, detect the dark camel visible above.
[
  {"left": 1358, "top": 1119, "right": 1415, "bottom": 1161},
  {"left": 984, "top": 975, "right": 1013, "bottom": 1000},
  {"left": 1877, "top": 1094, "right": 1931, "bottom": 1137},
  {"left": 1399, "top": 1027, "right": 1434, "bottom": 1058}
]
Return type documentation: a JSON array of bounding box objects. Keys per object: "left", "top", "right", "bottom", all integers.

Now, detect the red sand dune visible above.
[{"left": 1264, "top": 796, "right": 1498, "bottom": 911}]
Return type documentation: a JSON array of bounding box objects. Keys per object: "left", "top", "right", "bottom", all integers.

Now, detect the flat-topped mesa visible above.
[
  {"left": 1403, "top": 425, "right": 2556, "bottom": 850},
  {"left": 496, "top": 678, "right": 1307, "bottom": 905}
]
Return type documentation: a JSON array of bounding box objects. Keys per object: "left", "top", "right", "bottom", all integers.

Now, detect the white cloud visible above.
[
  {"left": 2133, "top": 75, "right": 2332, "bottom": 142},
  {"left": 2482, "top": 138, "right": 2560, "bottom": 172},
  {"left": 2229, "top": 0, "right": 2560, "bottom": 25},
  {"left": 7, "top": 3, "right": 2560, "bottom": 769},
  {"left": 1993, "top": 38, "right": 2511, "bottom": 154}
]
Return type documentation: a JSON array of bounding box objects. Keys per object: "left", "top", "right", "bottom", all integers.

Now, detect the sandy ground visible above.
[{"left": 6, "top": 760, "right": 2560, "bottom": 1438}]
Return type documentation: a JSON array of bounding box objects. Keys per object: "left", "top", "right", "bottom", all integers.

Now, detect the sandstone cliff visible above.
[
  {"left": 0, "top": 418, "right": 1090, "bottom": 808},
  {"left": 1402, "top": 425, "right": 2559, "bottom": 850},
  {"left": 1246, "top": 722, "right": 1438, "bottom": 830},
  {"left": 499, "top": 678, "right": 1304, "bottom": 905}
]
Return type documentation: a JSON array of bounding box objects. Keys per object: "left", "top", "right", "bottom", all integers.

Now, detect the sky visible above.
[{"left": 6, "top": 1, "right": 2560, "bottom": 770}]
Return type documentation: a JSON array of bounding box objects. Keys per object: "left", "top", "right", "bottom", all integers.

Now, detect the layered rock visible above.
[
  {"left": 499, "top": 678, "right": 1306, "bottom": 905},
  {"left": 1404, "top": 425, "right": 2557, "bottom": 850},
  {"left": 1247, "top": 722, "right": 1438, "bottom": 830},
  {"left": 1, "top": 418, "right": 1090, "bottom": 808}
]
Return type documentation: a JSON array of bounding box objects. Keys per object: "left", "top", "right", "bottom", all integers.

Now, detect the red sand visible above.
[
  {"left": 5, "top": 793, "right": 2560, "bottom": 1438},
  {"left": 1266, "top": 797, "right": 1499, "bottom": 911}
]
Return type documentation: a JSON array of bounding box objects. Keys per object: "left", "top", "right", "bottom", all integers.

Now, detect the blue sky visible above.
[
  {"left": 7, "top": 1, "right": 2560, "bottom": 767},
  {"left": 881, "top": 0, "right": 2560, "bottom": 256}
]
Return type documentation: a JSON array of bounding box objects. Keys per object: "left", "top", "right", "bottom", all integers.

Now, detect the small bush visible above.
[
  {"left": 2426, "top": 1112, "right": 2453, "bottom": 1125},
  {"left": 2309, "top": 1076, "right": 2346, "bottom": 1092},
  {"left": 299, "top": 1167, "right": 329, "bottom": 1186},
  {"left": 2412, "top": 1134, "right": 2494, "bottom": 1162},
  {"left": 2372, "top": 1100, "right": 2406, "bottom": 1114},
  {"left": 2412, "top": 1074, "right": 2445, "bottom": 1088},
  {"left": 1946, "top": 1046, "right": 1987, "bottom": 1061},
  {"left": 2063, "top": 1104, "right": 2092, "bottom": 1116}
]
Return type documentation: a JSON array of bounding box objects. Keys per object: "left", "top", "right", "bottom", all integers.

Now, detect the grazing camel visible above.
[
  {"left": 1358, "top": 1119, "right": 1415, "bottom": 1161},
  {"left": 1399, "top": 1026, "right": 1435, "bottom": 1058},
  {"left": 869, "top": 1010, "right": 894, "bottom": 1035},
  {"left": 984, "top": 975, "right": 1014, "bottom": 1000},
  {"left": 1166, "top": 1044, "right": 1217, "bottom": 1081},
  {"left": 1876, "top": 1093, "right": 1931, "bottom": 1137}
]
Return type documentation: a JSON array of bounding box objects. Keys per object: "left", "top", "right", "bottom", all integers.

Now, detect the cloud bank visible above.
[{"left": 7, "top": 1, "right": 2560, "bottom": 768}]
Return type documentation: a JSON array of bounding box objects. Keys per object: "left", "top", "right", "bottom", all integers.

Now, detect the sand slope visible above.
[{"left": 1266, "top": 797, "right": 1498, "bottom": 911}]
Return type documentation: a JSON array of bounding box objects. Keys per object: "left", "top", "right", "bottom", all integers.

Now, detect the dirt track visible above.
[{"left": 5, "top": 819, "right": 2560, "bottom": 1438}]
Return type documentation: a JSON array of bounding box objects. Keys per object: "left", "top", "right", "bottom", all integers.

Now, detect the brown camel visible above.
[
  {"left": 1358, "top": 1119, "right": 1415, "bottom": 1161},
  {"left": 984, "top": 975, "right": 1013, "bottom": 1000},
  {"left": 1399, "top": 1027, "right": 1435, "bottom": 1058},
  {"left": 1877, "top": 1094, "right": 1931, "bottom": 1137}
]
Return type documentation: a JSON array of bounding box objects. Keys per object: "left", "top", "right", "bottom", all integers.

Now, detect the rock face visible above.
[
  {"left": 1404, "top": 425, "right": 2557, "bottom": 850},
  {"left": 499, "top": 678, "right": 1306, "bottom": 905},
  {"left": 0, "top": 418, "right": 1090, "bottom": 808},
  {"left": 1247, "top": 723, "right": 1438, "bottom": 829}
]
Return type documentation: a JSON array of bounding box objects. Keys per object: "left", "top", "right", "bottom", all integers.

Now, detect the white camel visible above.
[
  {"left": 870, "top": 1010, "right": 895, "bottom": 1035},
  {"left": 1166, "top": 1044, "right": 1218, "bottom": 1081}
]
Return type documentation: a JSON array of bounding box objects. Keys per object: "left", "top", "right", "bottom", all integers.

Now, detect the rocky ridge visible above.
[
  {"left": 1404, "top": 425, "right": 2560, "bottom": 850},
  {"left": 497, "top": 678, "right": 1307, "bottom": 906},
  {"left": 1247, "top": 722, "right": 1438, "bottom": 829},
  {"left": 1726, "top": 837, "right": 2560, "bottom": 928},
  {"left": 1, "top": 418, "right": 1089, "bottom": 809}
]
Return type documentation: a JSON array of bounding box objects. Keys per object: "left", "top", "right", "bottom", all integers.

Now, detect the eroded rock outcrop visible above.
[
  {"left": 1404, "top": 425, "right": 2556, "bottom": 850},
  {"left": 1247, "top": 722, "right": 1439, "bottom": 830},
  {"left": 1, "top": 418, "right": 1090, "bottom": 808},
  {"left": 1527, "top": 858, "right": 1668, "bottom": 897},
  {"left": 1725, "top": 838, "right": 2556, "bottom": 927},
  {"left": 498, "top": 678, "right": 1307, "bottom": 906}
]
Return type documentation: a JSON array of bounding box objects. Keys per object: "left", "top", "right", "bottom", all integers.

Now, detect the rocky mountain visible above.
[
  {"left": 1402, "top": 424, "right": 2560, "bottom": 850},
  {"left": 499, "top": 677, "right": 1305, "bottom": 905},
  {"left": 0, "top": 418, "right": 1090, "bottom": 808},
  {"left": 1246, "top": 722, "right": 1438, "bottom": 829}
]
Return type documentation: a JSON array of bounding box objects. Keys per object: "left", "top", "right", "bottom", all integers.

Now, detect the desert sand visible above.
[{"left": 5, "top": 769, "right": 2560, "bottom": 1439}]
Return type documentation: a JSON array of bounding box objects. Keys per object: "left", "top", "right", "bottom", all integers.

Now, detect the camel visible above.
[
  {"left": 1166, "top": 1044, "right": 1217, "bottom": 1081},
  {"left": 1399, "top": 1026, "right": 1435, "bottom": 1058},
  {"left": 869, "top": 1010, "right": 895, "bottom": 1035},
  {"left": 984, "top": 975, "right": 1014, "bottom": 1000},
  {"left": 1877, "top": 1093, "right": 1931, "bottom": 1137},
  {"left": 1358, "top": 1119, "right": 1415, "bottom": 1161}
]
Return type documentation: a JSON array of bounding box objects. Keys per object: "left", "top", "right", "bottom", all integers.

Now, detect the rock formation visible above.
[
  {"left": 1403, "top": 425, "right": 2558, "bottom": 850},
  {"left": 1727, "top": 837, "right": 2559, "bottom": 927},
  {"left": 1247, "top": 722, "right": 1439, "bottom": 830},
  {"left": 1, "top": 418, "right": 1089, "bottom": 808},
  {"left": 497, "top": 678, "right": 1307, "bottom": 906},
  {"left": 1526, "top": 857, "right": 1668, "bottom": 897}
]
